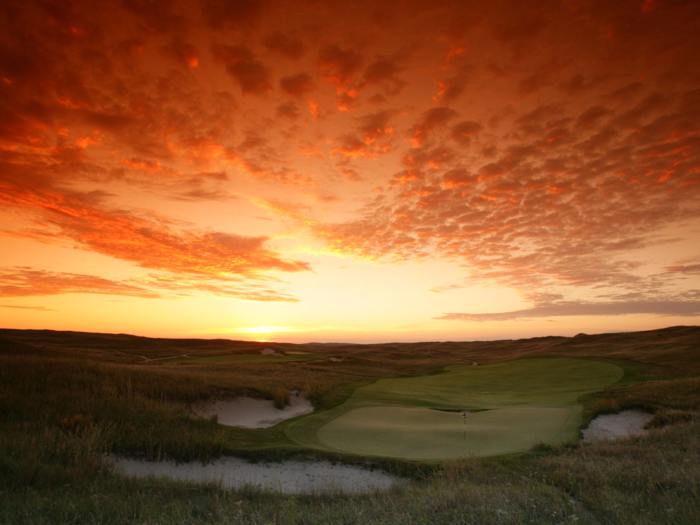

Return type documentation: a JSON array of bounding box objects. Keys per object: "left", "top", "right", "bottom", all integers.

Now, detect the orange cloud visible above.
[
  {"left": 408, "top": 107, "right": 459, "bottom": 147},
  {"left": 0, "top": 267, "right": 159, "bottom": 299},
  {"left": 3, "top": 0, "right": 700, "bottom": 330},
  {"left": 0, "top": 177, "right": 311, "bottom": 279}
]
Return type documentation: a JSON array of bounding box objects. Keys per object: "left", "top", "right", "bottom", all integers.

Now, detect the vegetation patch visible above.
[{"left": 286, "top": 358, "right": 624, "bottom": 459}]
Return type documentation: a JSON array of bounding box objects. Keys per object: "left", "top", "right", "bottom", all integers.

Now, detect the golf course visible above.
[
  {"left": 2, "top": 326, "right": 699, "bottom": 524},
  {"left": 285, "top": 358, "right": 625, "bottom": 459}
]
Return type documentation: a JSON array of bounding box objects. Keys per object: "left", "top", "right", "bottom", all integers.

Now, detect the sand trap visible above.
[
  {"left": 260, "top": 348, "right": 282, "bottom": 356},
  {"left": 582, "top": 410, "right": 653, "bottom": 442},
  {"left": 108, "top": 456, "right": 402, "bottom": 494},
  {"left": 190, "top": 392, "right": 314, "bottom": 428}
]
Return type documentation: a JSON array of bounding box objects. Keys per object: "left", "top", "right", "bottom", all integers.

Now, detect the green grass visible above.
[
  {"left": 316, "top": 406, "right": 580, "bottom": 459},
  {"left": 354, "top": 358, "right": 624, "bottom": 408},
  {"left": 285, "top": 358, "right": 624, "bottom": 459}
]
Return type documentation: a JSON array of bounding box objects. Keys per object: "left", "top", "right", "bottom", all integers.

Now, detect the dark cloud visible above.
[
  {"left": 212, "top": 44, "right": 272, "bottom": 95},
  {"left": 276, "top": 101, "right": 300, "bottom": 120},
  {"left": 161, "top": 37, "right": 201, "bottom": 68},
  {"left": 451, "top": 120, "right": 483, "bottom": 145},
  {"left": 317, "top": 44, "right": 362, "bottom": 89},
  {"left": 575, "top": 106, "right": 612, "bottom": 129},
  {"left": 360, "top": 54, "right": 407, "bottom": 96},
  {"left": 280, "top": 72, "right": 315, "bottom": 98},
  {"left": 201, "top": 0, "right": 264, "bottom": 30},
  {"left": 408, "top": 107, "right": 459, "bottom": 147},
  {"left": 608, "top": 81, "right": 645, "bottom": 101},
  {"left": 436, "top": 64, "right": 475, "bottom": 103},
  {"left": 262, "top": 31, "right": 305, "bottom": 59}
]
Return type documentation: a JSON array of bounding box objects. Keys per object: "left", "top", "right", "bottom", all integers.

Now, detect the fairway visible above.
[{"left": 285, "top": 358, "right": 624, "bottom": 460}]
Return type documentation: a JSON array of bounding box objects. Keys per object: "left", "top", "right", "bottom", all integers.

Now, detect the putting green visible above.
[
  {"left": 284, "top": 358, "right": 624, "bottom": 460},
  {"left": 317, "top": 406, "right": 579, "bottom": 459}
]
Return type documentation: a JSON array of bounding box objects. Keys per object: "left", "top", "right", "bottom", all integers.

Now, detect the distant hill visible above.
[{"left": 1, "top": 325, "right": 699, "bottom": 372}]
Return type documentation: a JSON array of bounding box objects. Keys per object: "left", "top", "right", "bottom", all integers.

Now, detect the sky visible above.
[{"left": 1, "top": 0, "right": 700, "bottom": 343}]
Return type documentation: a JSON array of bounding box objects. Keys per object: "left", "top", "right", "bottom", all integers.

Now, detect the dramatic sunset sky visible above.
[{"left": 1, "top": 0, "right": 699, "bottom": 343}]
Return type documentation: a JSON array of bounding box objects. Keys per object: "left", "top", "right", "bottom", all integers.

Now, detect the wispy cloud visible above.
[
  {"left": 0, "top": 304, "right": 55, "bottom": 311},
  {"left": 435, "top": 300, "right": 700, "bottom": 322},
  {"left": 0, "top": 268, "right": 160, "bottom": 299}
]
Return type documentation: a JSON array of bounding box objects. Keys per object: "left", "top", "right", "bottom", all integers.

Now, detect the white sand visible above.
[
  {"left": 260, "top": 348, "right": 282, "bottom": 356},
  {"left": 190, "top": 392, "right": 314, "bottom": 428},
  {"left": 108, "top": 456, "right": 402, "bottom": 494},
  {"left": 582, "top": 410, "right": 653, "bottom": 442}
]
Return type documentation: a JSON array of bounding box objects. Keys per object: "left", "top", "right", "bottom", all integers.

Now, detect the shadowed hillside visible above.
[{"left": 2, "top": 325, "right": 699, "bottom": 372}]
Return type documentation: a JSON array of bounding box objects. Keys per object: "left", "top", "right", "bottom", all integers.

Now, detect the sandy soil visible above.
[
  {"left": 108, "top": 456, "right": 402, "bottom": 494},
  {"left": 190, "top": 392, "right": 314, "bottom": 428},
  {"left": 582, "top": 410, "right": 653, "bottom": 442}
]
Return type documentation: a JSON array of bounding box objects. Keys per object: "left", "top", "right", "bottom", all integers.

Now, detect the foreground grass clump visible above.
[
  {"left": 519, "top": 421, "right": 700, "bottom": 525},
  {"left": 2, "top": 422, "right": 698, "bottom": 524},
  {"left": 273, "top": 388, "right": 292, "bottom": 409}
]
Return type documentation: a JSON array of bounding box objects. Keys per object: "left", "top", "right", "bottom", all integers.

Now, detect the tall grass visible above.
[
  {"left": 273, "top": 388, "right": 291, "bottom": 409},
  {"left": 4, "top": 420, "right": 697, "bottom": 525},
  {"left": 591, "top": 398, "right": 620, "bottom": 414}
]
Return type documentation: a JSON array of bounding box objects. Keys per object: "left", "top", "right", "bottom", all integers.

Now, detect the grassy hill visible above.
[{"left": 1, "top": 326, "right": 699, "bottom": 524}]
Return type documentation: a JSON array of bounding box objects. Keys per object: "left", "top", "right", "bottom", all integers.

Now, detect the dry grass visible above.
[
  {"left": 273, "top": 388, "right": 291, "bottom": 409},
  {"left": 592, "top": 398, "right": 620, "bottom": 414}
]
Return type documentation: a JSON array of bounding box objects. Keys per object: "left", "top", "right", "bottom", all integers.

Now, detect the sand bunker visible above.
[
  {"left": 582, "top": 410, "right": 653, "bottom": 442},
  {"left": 108, "top": 456, "right": 402, "bottom": 494},
  {"left": 190, "top": 392, "right": 314, "bottom": 428},
  {"left": 260, "top": 348, "right": 282, "bottom": 356}
]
